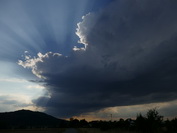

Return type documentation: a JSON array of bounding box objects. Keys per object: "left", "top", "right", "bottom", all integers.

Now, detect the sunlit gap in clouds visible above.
[
  {"left": 74, "top": 100, "right": 177, "bottom": 121},
  {"left": 0, "top": 77, "right": 45, "bottom": 112}
]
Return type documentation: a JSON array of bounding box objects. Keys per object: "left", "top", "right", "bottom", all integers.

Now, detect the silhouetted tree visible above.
[
  {"left": 135, "top": 113, "right": 147, "bottom": 132},
  {"left": 135, "top": 108, "right": 163, "bottom": 133},
  {"left": 146, "top": 108, "right": 163, "bottom": 132},
  {"left": 165, "top": 117, "right": 177, "bottom": 133},
  {"left": 80, "top": 119, "right": 88, "bottom": 127},
  {"left": 69, "top": 118, "right": 80, "bottom": 128}
]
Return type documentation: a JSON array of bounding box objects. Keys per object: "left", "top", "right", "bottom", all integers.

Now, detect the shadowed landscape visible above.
[{"left": 0, "top": 109, "right": 177, "bottom": 133}]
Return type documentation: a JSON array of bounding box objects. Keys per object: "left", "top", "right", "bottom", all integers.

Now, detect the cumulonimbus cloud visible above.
[{"left": 19, "top": 0, "right": 177, "bottom": 117}]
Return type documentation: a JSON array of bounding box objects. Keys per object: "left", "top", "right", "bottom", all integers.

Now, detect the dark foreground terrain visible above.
[
  {"left": 0, "top": 128, "right": 145, "bottom": 133},
  {"left": 0, "top": 128, "right": 66, "bottom": 133},
  {"left": 0, "top": 109, "right": 177, "bottom": 133},
  {"left": 0, "top": 110, "right": 66, "bottom": 129}
]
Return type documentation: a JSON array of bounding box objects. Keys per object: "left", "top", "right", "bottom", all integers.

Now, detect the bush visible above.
[{"left": 135, "top": 108, "right": 163, "bottom": 133}]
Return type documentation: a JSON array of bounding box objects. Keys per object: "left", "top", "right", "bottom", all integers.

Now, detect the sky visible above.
[{"left": 1, "top": 0, "right": 177, "bottom": 121}]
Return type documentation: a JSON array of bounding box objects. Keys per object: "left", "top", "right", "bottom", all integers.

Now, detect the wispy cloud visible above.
[
  {"left": 26, "top": 85, "right": 44, "bottom": 90},
  {"left": 0, "top": 78, "right": 27, "bottom": 83}
]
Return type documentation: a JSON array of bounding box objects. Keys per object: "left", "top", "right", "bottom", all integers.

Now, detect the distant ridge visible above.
[{"left": 0, "top": 109, "right": 66, "bottom": 129}]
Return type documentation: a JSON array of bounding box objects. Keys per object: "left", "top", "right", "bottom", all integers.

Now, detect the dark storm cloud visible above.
[{"left": 19, "top": 0, "right": 177, "bottom": 117}]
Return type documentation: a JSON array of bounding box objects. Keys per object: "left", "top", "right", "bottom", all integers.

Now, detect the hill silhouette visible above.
[{"left": 0, "top": 110, "right": 66, "bottom": 129}]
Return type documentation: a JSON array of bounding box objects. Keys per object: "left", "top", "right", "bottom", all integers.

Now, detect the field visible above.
[
  {"left": 0, "top": 128, "right": 66, "bottom": 133},
  {"left": 0, "top": 128, "right": 138, "bottom": 133},
  {"left": 77, "top": 128, "right": 137, "bottom": 133}
]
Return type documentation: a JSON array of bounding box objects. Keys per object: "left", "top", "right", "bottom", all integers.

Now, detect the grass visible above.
[
  {"left": 0, "top": 128, "right": 66, "bottom": 133},
  {"left": 77, "top": 128, "right": 138, "bottom": 133},
  {"left": 0, "top": 128, "right": 140, "bottom": 133}
]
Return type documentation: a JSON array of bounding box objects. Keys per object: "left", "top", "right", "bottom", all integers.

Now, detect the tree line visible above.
[{"left": 66, "top": 109, "right": 177, "bottom": 133}]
